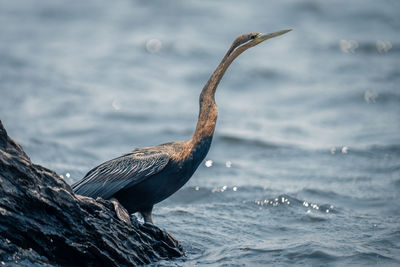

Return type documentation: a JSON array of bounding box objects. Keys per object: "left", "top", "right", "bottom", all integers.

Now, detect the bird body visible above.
[
  {"left": 113, "top": 139, "right": 211, "bottom": 214},
  {"left": 73, "top": 133, "right": 214, "bottom": 222},
  {"left": 72, "top": 30, "right": 291, "bottom": 223}
]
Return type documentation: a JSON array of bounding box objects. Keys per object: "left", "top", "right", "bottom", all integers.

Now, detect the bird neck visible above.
[{"left": 190, "top": 47, "right": 238, "bottom": 146}]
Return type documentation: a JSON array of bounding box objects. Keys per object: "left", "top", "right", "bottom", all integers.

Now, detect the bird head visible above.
[{"left": 226, "top": 29, "right": 292, "bottom": 59}]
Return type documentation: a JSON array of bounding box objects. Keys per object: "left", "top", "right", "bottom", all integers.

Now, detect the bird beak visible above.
[{"left": 255, "top": 29, "right": 292, "bottom": 43}]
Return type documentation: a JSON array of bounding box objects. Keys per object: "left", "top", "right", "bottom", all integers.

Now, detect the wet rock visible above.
[{"left": 0, "top": 120, "right": 183, "bottom": 266}]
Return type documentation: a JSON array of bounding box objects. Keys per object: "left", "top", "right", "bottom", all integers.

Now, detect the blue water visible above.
[{"left": 1, "top": 0, "right": 399, "bottom": 266}]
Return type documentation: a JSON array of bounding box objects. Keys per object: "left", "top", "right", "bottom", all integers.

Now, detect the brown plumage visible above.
[{"left": 72, "top": 30, "right": 291, "bottom": 224}]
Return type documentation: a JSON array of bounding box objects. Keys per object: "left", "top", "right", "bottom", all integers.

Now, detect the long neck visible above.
[{"left": 191, "top": 47, "right": 239, "bottom": 145}]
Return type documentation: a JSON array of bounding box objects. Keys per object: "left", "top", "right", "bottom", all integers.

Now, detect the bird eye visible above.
[{"left": 250, "top": 35, "right": 256, "bottom": 40}]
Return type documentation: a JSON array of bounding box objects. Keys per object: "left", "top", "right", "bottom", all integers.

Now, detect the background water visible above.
[{"left": 1, "top": 0, "right": 399, "bottom": 266}]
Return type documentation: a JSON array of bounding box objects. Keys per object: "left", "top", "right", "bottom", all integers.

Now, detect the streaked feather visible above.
[{"left": 72, "top": 149, "right": 170, "bottom": 199}]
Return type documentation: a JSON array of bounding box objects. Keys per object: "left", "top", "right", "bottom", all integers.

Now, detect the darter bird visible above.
[{"left": 72, "top": 29, "right": 291, "bottom": 225}]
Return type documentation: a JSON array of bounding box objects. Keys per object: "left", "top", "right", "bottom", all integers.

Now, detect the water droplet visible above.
[
  {"left": 303, "top": 201, "right": 309, "bottom": 207},
  {"left": 339, "top": 39, "right": 358, "bottom": 53},
  {"left": 364, "top": 90, "right": 378, "bottom": 103},
  {"left": 66, "top": 173, "right": 70, "bottom": 178},
  {"left": 205, "top": 160, "right": 213, "bottom": 167},
  {"left": 330, "top": 147, "right": 336, "bottom": 154},
  {"left": 60, "top": 175, "right": 64, "bottom": 179},
  {"left": 376, "top": 40, "right": 392, "bottom": 53},
  {"left": 146, "top": 38, "right": 162, "bottom": 53},
  {"left": 112, "top": 99, "right": 121, "bottom": 110},
  {"left": 225, "top": 161, "right": 232, "bottom": 168},
  {"left": 307, "top": 209, "right": 311, "bottom": 214},
  {"left": 232, "top": 186, "right": 237, "bottom": 191},
  {"left": 341, "top": 146, "right": 348, "bottom": 154},
  {"left": 326, "top": 209, "right": 330, "bottom": 213},
  {"left": 195, "top": 186, "right": 199, "bottom": 191}
]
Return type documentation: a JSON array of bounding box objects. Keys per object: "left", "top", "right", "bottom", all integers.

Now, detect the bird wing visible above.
[{"left": 72, "top": 149, "right": 170, "bottom": 199}]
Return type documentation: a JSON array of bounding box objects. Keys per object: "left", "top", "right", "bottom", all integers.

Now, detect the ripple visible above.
[
  {"left": 300, "top": 214, "right": 328, "bottom": 223},
  {"left": 287, "top": 249, "right": 337, "bottom": 261},
  {"left": 341, "top": 252, "right": 397, "bottom": 265}
]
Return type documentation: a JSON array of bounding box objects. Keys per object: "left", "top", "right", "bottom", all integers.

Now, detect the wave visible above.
[
  {"left": 218, "top": 134, "right": 294, "bottom": 150},
  {"left": 198, "top": 241, "right": 400, "bottom": 265},
  {"left": 347, "top": 144, "right": 400, "bottom": 164},
  {"left": 103, "top": 111, "right": 150, "bottom": 122},
  {"left": 219, "top": 132, "right": 400, "bottom": 157},
  {"left": 340, "top": 252, "right": 397, "bottom": 265}
]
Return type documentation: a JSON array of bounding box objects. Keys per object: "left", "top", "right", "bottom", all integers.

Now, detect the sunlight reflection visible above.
[
  {"left": 250, "top": 196, "right": 331, "bottom": 214},
  {"left": 211, "top": 185, "right": 230, "bottom": 193},
  {"left": 255, "top": 197, "right": 292, "bottom": 207}
]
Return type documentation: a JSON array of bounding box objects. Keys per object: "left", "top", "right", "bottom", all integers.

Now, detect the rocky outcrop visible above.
[{"left": 0, "top": 120, "right": 183, "bottom": 266}]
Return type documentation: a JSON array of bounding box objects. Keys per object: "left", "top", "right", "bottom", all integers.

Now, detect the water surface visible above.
[{"left": 1, "top": 0, "right": 399, "bottom": 266}]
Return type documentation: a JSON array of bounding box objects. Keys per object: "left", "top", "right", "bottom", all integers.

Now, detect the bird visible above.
[{"left": 72, "top": 29, "right": 291, "bottom": 225}]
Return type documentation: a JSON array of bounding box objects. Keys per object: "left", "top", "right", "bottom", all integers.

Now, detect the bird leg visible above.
[
  {"left": 140, "top": 206, "right": 154, "bottom": 224},
  {"left": 110, "top": 198, "right": 131, "bottom": 225}
]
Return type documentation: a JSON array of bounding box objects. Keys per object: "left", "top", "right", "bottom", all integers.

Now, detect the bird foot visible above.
[
  {"left": 110, "top": 198, "right": 131, "bottom": 225},
  {"left": 140, "top": 208, "right": 154, "bottom": 224}
]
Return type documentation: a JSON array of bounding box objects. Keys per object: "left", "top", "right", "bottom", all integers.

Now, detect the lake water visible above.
[{"left": 1, "top": 0, "right": 399, "bottom": 266}]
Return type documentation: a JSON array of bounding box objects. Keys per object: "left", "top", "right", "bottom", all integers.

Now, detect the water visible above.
[{"left": 1, "top": 0, "right": 399, "bottom": 265}]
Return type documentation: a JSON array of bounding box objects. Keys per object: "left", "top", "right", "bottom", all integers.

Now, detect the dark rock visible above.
[{"left": 0, "top": 120, "right": 183, "bottom": 266}]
